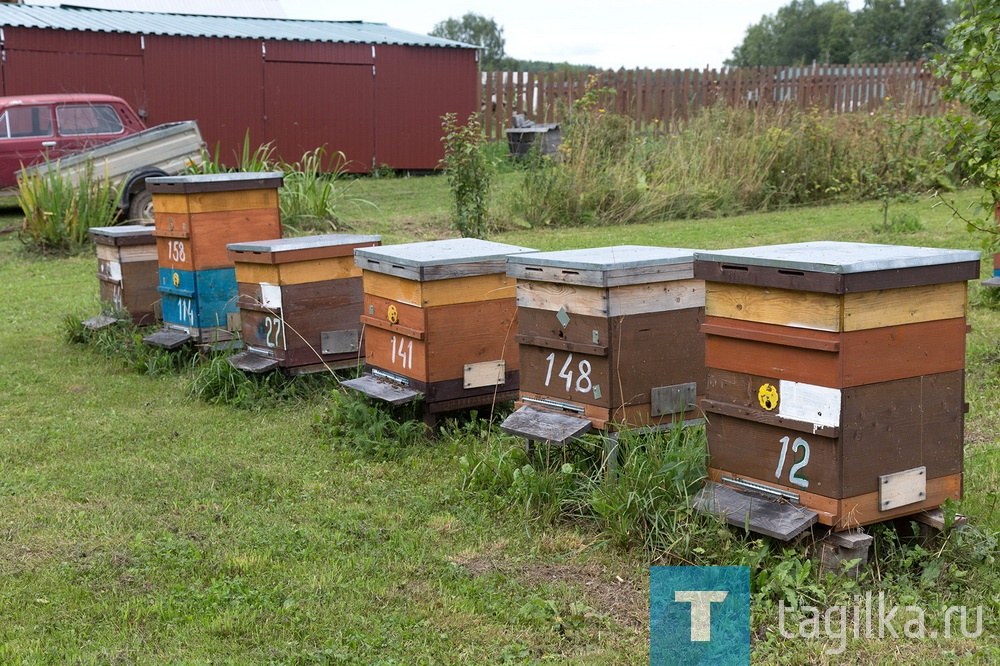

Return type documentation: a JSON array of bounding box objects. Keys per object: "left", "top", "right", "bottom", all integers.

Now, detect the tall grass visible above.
[
  {"left": 17, "top": 158, "right": 121, "bottom": 254},
  {"left": 508, "top": 97, "right": 945, "bottom": 228}
]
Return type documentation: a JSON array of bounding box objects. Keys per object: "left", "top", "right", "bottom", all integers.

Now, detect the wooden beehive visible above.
[
  {"left": 691, "top": 241, "right": 980, "bottom": 539},
  {"left": 143, "top": 172, "right": 284, "bottom": 349},
  {"left": 86, "top": 224, "right": 159, "bottom": 327},
  {"left": 342, "top": 239, "right": 537, "bottom": 420},
  {"left": 500, "top": 246, "right": 706, "bottom": 445},
  {"left": 225, "top": 233, "right": 381, "bottom": 374}
]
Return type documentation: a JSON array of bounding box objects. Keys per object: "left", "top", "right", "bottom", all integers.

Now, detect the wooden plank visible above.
[
  {"left": 341, "top": 375, "right": 422, "bottom": 406},
  {"left": 151, "top": 188, "right": 279, "bottom": 214},
  {"left": 705, "top": 282, "right": 842, "bottom": 331},
  {"left": 234, "top": 255, "right": 359, "bottom": 286},
  {"left": 362, "top": 325, "right": 429, "bottom": 383},
  {"left": 692, "top": 481, "right": 818, "bottom": 541},
  {"left": 362, "top": 294, "right": 427, "bottom": 335},
  {"left": 464, "top": 360, "right": 506, "bottom": 389},
  {"left": 118, "top": 244, "right": 158, "bottom": 263},
  {"left": 425, "top": 299, "right": 520, "bottom": 381},
  {"left": 516, "top": 280, "right": 608, "bottom": 317},
  {"left": 518, "top": 344, "right": 613, "bottom": 409},
  {"left": 707, "top": 413, "right": 843, "bottom": 498},
  {"left": 702, "top": 317, "right": 841, "bottom": 352},
  {"left": 500, "top": 406, "right": 593, "bottom": 445},
  {"left": 606, "top": 280, "right": 705, "bottom": 316},
  {"left": 702, "top": 399, "right": 841, "bottom": 438},
  {"left": 842, "top": 282, "right": 968, "bottom": 331},
  {"left": 879, "top": 466, "right": 927, "bottom": 511},
  {"left": 363, "top": 271, "right": 516, "bottom": 307},
  {"left": 517, "top": 307, "right": 610, "bottom": 353},
  {"left": 705, "top": 318, "right": 967, "bottom": 388},
  {"left": 706, "top": 467, "right": 838, "bottom": 524},
  {"left": 517, "top": 390, "right": 702, "bottom": 432}
]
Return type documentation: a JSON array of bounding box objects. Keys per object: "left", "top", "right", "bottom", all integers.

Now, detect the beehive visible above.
[
  {"left": 86, "top": 224, "right": 159, "bottom": 327},
  {"left": 342, "top": 239, "right": 537, "bottom": 419},
  {"left": 692, "top": 241, "right": 980, "bottom": 538},
  {"left": 225, "top": 233, "right": 381, "bottom": 374},
  {"left": 500, "top": 246, "right": 706, "bottom": 444},
  {"left": 143, "top": 172, "right": 284, "bottom": 348}
]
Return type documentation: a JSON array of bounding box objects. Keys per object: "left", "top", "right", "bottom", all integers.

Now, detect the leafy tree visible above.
[
  {"left": 852, "top": 0, "right": 950, "bottom": 63},
  {"left": 728, "top": 0, "right": 954, "bottom": 66},
  {"left": 430, "top": 13, "right": 506, "bottom": 69},
  {"left": 727, "top": 1, "right": 854, "bottom": 66},
  {"left": 934, "top": 0, "right": 1000, "bottom": 247}
]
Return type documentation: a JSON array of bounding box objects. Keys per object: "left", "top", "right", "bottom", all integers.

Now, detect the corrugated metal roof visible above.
[
  {"left": 24, "top": 0, "right": 286, "bottom": 19},
  {"left": 0, "top": 4, "right": 477, "bottom": 48}
]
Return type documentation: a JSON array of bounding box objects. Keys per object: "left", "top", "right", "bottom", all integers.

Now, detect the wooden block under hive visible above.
[
  {"left": 144, "top": 172, "right": 284, "bottom": 348},
  {"left": 501, "top": 246, "right": 706, "bottom": 442},
  {"left": 342, "top": 239, "right": 537, "bottom": 416},
  {"left": 693, "top": 241, "right": 980, "bottom": 537},
  {"left": 225, "top": 234, "right": 381, "bottom": 374},
  {"left": 87, "top": 224, "right": 159, "bottom": 326}
]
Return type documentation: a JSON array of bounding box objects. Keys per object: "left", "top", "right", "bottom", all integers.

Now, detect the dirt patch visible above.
[{"left": 450, "top": 553, "right": 647, "bottom": 632}]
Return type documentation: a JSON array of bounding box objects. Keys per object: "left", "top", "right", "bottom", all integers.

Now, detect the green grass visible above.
[{"left": 2, "top": 182, "right": 1000, "bottom": 664}]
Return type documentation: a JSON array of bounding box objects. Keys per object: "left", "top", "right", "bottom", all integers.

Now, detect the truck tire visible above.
[{"left": 128, "top": 188, "right": 154, "bottom": 224}]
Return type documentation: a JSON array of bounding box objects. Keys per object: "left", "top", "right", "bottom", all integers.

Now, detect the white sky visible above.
[{"left": 280, "top": 0, "right": 868, "bottom": 70}]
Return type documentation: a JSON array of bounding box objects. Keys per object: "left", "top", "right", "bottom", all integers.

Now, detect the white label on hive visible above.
[
  {"left": 106, "top": 260, "right": 123, "bottom": 282},
  {"left": 464, "top": 360, "right": 506, "bottom": 389},
  {"left": 260, "top": 283, "right": 282, "bottom": 310},
  {"left": 879, "top": 466, "right": 927, "bottom": 511},
  {"left": 777, "top": 380, "right": 841, "bottom": 429}
]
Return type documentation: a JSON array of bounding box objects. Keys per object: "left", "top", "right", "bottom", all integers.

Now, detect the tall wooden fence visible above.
[{"left": 479, "top": 62, "right": 946, "bottom": 142}]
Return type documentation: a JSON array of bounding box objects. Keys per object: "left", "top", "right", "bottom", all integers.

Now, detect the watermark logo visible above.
[
  {"left": 778, "top": 592, "right": 985, "bottom": 655},
  {"left": 650, "top": 566, "right": 750, "bottom": 666}
]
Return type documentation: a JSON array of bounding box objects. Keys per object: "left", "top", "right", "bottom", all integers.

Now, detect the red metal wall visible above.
[
  {"left": 373, "top": 45, "right": 478, "bottom": 170},
  {"left": 143, "top": 35, "right": 265, "bottom": 165},
  {"left": 0, "top": 27, "right": 477, "bottom": 171},
  {"left": 1, "top": 28, "right": 145, "bottom": 106}
]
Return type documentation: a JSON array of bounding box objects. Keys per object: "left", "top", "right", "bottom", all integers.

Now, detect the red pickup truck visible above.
[{"left": 0, "top": 93, "right": 145, "bottom": 190}]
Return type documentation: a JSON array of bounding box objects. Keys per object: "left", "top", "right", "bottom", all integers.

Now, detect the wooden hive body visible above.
[
  {"left": 227, "top": 234, "right": 381, "bottom": 373},
  {"left": 148, "top": 173, "right": 284, "bottom": 346},
  {"left": 346, "top": 239, "right": 537, "bottom": 413},
  {"left": 505, "top": 246, "right": 706, "bottom": 432},
  {"left": 89, "top": 225, "right": 159, "bottom": 325},
  {"left": 694, "top": 241, "right": 980, "bottom": 531}
]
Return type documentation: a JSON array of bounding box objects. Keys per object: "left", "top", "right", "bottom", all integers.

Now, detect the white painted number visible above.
[
  {"left": 177, "top": 298, "right": 195, "bottom": 326},
  {"left": 167, "top": 240, "right": 186, "bottom": 263},
  {"left": 264, "top": 315, "right": 283, "bottom": 348},
  {"left": 775, "top": 435, "right": 810, "bottom": 488},
  {"left": 543, "top": 352, "right": 595, "bottom": 395},
  {"left": 390, "top": 335, "right": 413, "bottom": 370}
]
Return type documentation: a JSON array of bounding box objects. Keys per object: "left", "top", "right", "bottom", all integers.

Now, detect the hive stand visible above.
[
  {"left": 691, "top": 241, "right": 980, "bottom": 542},
  {"left": 84, "top": 225, "right": 159, "bottom": 329},
  {"left": 500, "top": 246, "right": 707, "bottom": 467},
  {"left": 226, "top": 234, "right": 381, "bottom": 375},
  {"left": 143, "top": 172, "right": 284, "bottom": 350},
  {"left": 342, "top": 239, "right": 537, "bottom": 426}
]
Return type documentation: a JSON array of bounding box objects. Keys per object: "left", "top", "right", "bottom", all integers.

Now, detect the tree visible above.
[
  {"left": 726, "top": 1, "right": 854, "bottom": 66},
  {"left": 429, "top": 13, "right": 506, "bottom": 69},
  {"left": 852, "top": 0, "right": 950, "bottom": 63},
  {"left": 934, "top": 0, "right": 1000, "bottom": 248}
]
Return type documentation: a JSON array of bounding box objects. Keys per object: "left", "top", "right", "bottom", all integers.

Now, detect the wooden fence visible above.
[{"left": 479, "top": 62, "right": 947, "bottom": 142}]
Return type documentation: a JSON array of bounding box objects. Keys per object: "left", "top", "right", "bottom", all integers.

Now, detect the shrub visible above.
[
  {"left": 440, "top": 112, "right": 495, "bottom": 238},
  {"left": 279, "top": 147, "right": 374, "bottom": 234},
  {"left": 18, "top": 158, "right": 121, "bottom": 254}
]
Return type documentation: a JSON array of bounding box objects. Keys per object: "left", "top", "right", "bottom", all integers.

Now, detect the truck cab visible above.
[{"left": 0, "top": 93, "right": 145, "bottom": 189}]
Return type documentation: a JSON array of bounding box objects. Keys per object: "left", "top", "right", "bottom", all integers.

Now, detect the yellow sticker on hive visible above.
[
  {"left": 758, "top": 383, "right": 779, "bottom": 411},
  {"left": 387, "top": 304, "right": 399, "bottom": 324},
  {"left": 172, "top": 272, "right": 180, "bottom": 288}
]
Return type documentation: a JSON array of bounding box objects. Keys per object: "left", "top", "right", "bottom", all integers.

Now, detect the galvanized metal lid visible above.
[
  {"left": 228, "top": 234, "right": 381, "bottom": 254},
  {"left": 694, "top": 242, "right": 980, "bottom": 273},
  {"left": 88, "top": 224, "right": 157, "bottom": 246},
  {"left": 506, "top": 245, "right": 699, "bottom": 287},
  {"left": 147, "top": 171, "right": 284, "bottom": 193},
  {"left": 354, "top": 238, "right": 537, "bottom": 281},
  {"left": 88, "top": 224, "right": 155, "bottom": 238}
]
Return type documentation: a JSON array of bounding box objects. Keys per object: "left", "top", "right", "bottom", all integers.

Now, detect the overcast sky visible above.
[{"left": 280, "top": 0, "right": 867, "bottom": 70}]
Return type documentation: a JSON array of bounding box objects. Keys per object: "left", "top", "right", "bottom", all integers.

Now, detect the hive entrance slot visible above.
[
  {"left": 778, "top": 269, "right": 805, "bottom": 276},
  {"left": 721, "top": 264, "right": 749, "bottom": 272}
]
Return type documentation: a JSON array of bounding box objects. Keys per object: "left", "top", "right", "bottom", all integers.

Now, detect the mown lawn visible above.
[{"left": 1, "top": 180, "right": 999, "bottom": 664}]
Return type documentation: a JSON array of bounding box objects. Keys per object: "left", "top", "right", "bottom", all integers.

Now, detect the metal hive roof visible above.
[{"left": 0, "top": 4, "right": 476, "bottom": 47}]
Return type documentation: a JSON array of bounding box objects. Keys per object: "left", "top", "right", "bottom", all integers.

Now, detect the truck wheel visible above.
[{"left": 128, "top": 189, "right": 155, "bottom": 224}]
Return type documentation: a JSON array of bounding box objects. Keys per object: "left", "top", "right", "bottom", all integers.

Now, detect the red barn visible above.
[{"left": 0, "top": 4, "right": 478, "bottom": 171}]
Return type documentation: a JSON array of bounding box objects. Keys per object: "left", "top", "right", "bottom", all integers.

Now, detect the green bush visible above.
[
  {"left": 441, "top": 112, "right": 496, "bottom": 238},
  {"left": 17, "top": 158, "right": 121, "bottom": 254},
  {"left": 279, "top": 147, "right": 374, "bottom": 234}
]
